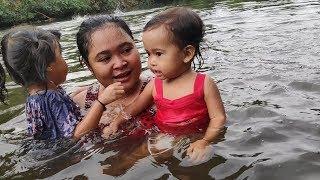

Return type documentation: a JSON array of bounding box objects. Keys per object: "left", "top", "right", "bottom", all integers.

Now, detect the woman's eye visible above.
[
  {"left": 156, "top": 52, "right": 162, "bottom": 56},
  {"left": 122, "top": 46, "right": 132, "bottom": 54},
  {"left": 99, "top": 56, "right": 111, "bottom": 62}
]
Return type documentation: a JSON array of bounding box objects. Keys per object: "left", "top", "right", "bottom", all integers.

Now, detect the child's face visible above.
[
  {"left": 142, "top": 26, "right": 189, "bottom": 80},
  {"left": 47, "top": 46, "right": 68, "bottom": 86}
]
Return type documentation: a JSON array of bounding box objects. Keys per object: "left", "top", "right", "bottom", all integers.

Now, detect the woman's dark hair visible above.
[
  {"left": 0, "top": 63, "right": 7, "bottom": 103},
  {"left": 1, "top": 28, "right": 61, "bottom": 87},
  {"left": 143, "top": 7, "right": 204, "bottom": 68},
  {"left": 76, "top": 15, "right": 133, "bottom": 67}
]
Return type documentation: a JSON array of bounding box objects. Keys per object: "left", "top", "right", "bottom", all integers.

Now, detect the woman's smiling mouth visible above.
[{"left": 113, "top": 70, "right": 132, "bottom": 82}]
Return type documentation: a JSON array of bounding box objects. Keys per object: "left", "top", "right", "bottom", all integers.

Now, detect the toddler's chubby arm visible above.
[
  {"left": 187, "top": 76, "right": 226, "bottom": 159},
  {"left": 73, "top": 82, "right": 125, "bottom": 139},
  {"left": 102, "top": 80, "right": 155, "bottom": 138}
]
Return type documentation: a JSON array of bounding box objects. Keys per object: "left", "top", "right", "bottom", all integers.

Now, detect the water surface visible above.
[{"left": 1, "top": 0, "right": 320, "bottom": 179}]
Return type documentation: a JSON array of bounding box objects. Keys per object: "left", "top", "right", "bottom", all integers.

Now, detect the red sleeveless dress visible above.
[{"left": 154, "top": 73, "right": 209, "bottom": 135}]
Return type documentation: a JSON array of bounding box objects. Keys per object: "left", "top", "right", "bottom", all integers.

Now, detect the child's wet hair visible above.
[
  {"left": 143, "top": 7, "right": 204, "bottom": 68},
  {"left": 76, "top": 15, "right": 133, "bottom": 67},
  {"left": 1, "top": 28, "right": 61, "bottom": 87}
]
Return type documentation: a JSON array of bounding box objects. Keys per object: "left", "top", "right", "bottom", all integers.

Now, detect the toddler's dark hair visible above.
[
  {"left": 143, "top": 7, "right": 204, "bottom": 68},
  {"left": 76, "top": 15, "right": 133, "bottom": 67},
  {"left": 1, "top": 28, "right": 61, "bottom": 87}
]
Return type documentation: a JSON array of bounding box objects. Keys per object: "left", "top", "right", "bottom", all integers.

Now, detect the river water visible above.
[{"left": 0, "top": 0, "right": 320, "bottom": 179}]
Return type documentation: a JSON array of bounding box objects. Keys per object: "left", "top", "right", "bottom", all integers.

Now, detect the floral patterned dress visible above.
[{"left": 26, "top": 87, "right": 81, "bottom": 140}]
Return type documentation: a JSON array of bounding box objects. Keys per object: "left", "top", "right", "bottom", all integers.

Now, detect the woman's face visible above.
[{"left": 87, "top": 25, "right": 141, "bottom": 91}]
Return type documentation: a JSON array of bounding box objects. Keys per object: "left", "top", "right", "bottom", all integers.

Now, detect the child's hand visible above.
[
  {"left": 186, "top": 139, "right": 211, "bottom": 163},
  {"left": 98, "top": 82, "right": 125, "bottom": 105}
]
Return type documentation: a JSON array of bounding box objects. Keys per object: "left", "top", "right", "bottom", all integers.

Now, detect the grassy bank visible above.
[
  {"left": 0, "top": 0, "right": 149, "bottom": 28},
  {"left": 0, "top": 0, "right": 260, "bottom": 28}
]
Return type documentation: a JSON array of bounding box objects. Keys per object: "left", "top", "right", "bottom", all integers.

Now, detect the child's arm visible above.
[
  {"left": 102, "top": 80, "right": 154, "bottom": 138},
  {"left": 73, "top": 82, "right": 125, "bottom": 139},
  {"left": 187, "top": 76, "right": 226, "bottom": 157}
]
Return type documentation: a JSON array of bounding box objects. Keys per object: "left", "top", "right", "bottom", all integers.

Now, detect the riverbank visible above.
[
  {"left": 0, "top": 0, "right": 219, "bottom": 29},
  {"left": 0, "top": 0, "right": 155, "bottom": 28}
]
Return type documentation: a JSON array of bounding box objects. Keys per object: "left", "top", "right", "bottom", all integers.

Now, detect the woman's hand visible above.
[
  {"left": 73, "top": 83, "right": 124, "bottom": 140},
  {"left": 98, "top": 82, "right": 125, "bottom": 105}
]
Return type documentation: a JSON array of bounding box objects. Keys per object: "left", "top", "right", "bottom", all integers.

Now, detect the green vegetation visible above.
[
  {"left": 0, "top": 0, "right": 120, "bottom": 28},
  {"left": 0, "top": 0, "right": 271, "bottom": 28},
  {"left": 0, "top": 0, "right": 175, "bottom": 28}
]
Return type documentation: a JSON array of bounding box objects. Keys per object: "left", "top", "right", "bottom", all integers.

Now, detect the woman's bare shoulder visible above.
[
  {"left": 71, "top": 86, "right": 89, "bottom": 108},
  {"left": 71, "top": 86, "right": 88, "bottom": 97}
]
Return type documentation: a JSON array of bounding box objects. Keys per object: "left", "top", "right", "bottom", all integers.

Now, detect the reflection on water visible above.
[{"left": 1, "top": 0, "right": 320, "bottom": 179}]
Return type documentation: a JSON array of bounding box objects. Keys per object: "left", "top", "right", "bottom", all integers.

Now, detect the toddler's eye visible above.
[{"left": 156, "top": 52, "right": 162, "bottom": 56}]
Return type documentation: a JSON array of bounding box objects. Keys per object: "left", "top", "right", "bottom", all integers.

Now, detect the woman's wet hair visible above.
[
  {"left": 1, "top": 28, "right": 61, "bottom": 87},
  {"left": 76, "top": 15, "right": 133, "bottom": 67},
  {"left": 143, "top": 7, "right": 204, "bottom": 68}
]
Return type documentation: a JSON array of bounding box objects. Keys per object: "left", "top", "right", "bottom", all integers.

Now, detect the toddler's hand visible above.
[
  {"left": 186, "top": 139, "right": 211, "bottom": 164},
  {"left": 102, "top": 122, "right": 119, "bottom": 139},
  {"left": 102, "top": 115, "right": 126, "bottom": 139},
  {"left": 99, "top": 82, "right": 125, "bottom": 105}
]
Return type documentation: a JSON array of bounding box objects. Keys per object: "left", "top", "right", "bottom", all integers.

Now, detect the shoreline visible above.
[{"left": 0, "top": 0, "right": 152, "bottom": 29}]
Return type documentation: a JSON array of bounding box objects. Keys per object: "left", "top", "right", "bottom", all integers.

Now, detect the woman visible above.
[
  {"left": 73, "top": 15, "right": 155, "bottom": 138},
  {"left": 72, "top": 15, "right": 155, "bottom": 176}
]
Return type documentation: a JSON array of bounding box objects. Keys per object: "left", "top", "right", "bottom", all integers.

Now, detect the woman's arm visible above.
[{"left": 73, "top": 99, "right": 106, "bottom": 139}]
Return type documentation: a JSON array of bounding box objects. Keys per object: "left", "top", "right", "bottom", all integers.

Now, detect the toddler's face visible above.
[{"left": 142, "top": 26, "right": 188, "bottom": 80}]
